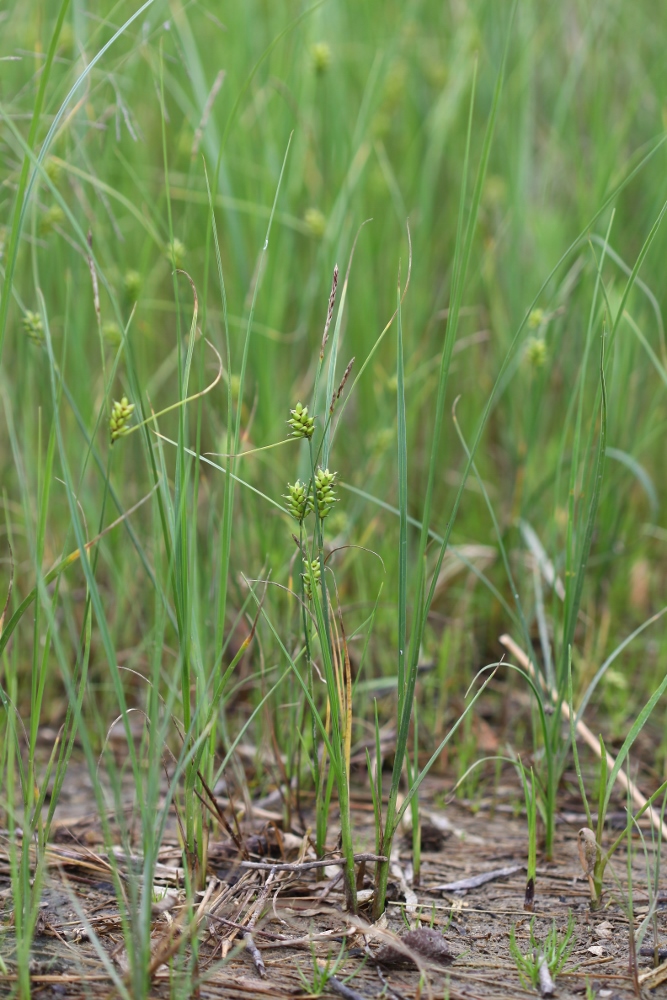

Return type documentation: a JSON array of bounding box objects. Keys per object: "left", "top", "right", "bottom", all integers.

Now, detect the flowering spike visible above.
[
  {"left": 22, "top": 311, "right": 44, "bottom": 347},
  {"left": 314, "top": 467, "right": 338, "bottom": 519},
  {"left": 165, "top": 238, "right": 186, "bottom": 269},
  {"left": 284, "top": 480, "right": 313, "bottom": 523},
  {"left": 311, "top": 42, "right": 331, "bottom": 74},
  {"left": 320, "top": 264, "right": 339, "bottom": 358},
  {"left": 287, "top": 402, "right": 315, "bottom": 440},
  {"left": 528, "top": 308, "right": 545, "bottom": 330},
  {"left": 124, "top": 269, "right": 142, "bottom": 302},
  {"left": 110, "top": 396, "right": 135, "bottom": 444},
  {"left": 302, "top": 559, "right": 321, "bottom": 600},
  {"left": 524, "top": 336, "right": 547, "bottom": 369},
  {"left": 331, "top": 356, "right": 355, "bottom": 412}
]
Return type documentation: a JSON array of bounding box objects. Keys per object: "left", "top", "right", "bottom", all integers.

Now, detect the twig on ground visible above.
[
  {"left": 373, "top": 960, "right": 411, "bottom": 1000},
  {"left": 236, "top": 853, "right": 387, "bottom": 872},
  {"left": 139, "top": 877, "right": 219, "bottom": 989},
  {"left": 537, "top": 955, "right": 556, "bottom": 997},
  {"left": 242, "top": 865, "right": 277, "bottom": 978},
  {"left": 317, "top": 869, "right": 344, "bottom": 899},
  {"left": 638, "top": 958, "right": 667, "bottom": 990},
  {"left": 318, "top": 966, "right": 368, "bottom": 1000},
  {"left": 640, "top": 946, "right": 667, "bottom": 960},
  {"left": 243, "top": 933, "right": 267, "bottom": 978},
  {"left": 206, "top": 913, "right": 346, "bottom": 949},
  {"left": 427, "top": 865, "right": 522, "bottom": 893}
]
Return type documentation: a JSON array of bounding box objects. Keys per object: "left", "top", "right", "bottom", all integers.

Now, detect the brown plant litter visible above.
[{"left": 0, "top": 758, "right": 666, "bottom": 999}]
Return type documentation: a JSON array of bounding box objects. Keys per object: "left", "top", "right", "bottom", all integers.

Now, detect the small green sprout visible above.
[
  {"left": 314, "top": 467, "right": 338, "bottom": 519},
  {"left": 22, "top": 311, "right": 44, "bottom": 347},
  {"left": 284, "top": 480, "right": 313, "bottom": 524},
  {"left": 287, "top": 402, "right": 315, "bottom": 439},
  {"left": 297, "top": 941, "right": 346, "bottom": 996},
  {"left": 110, "top": 396, "right": 135, "bottom": 444},
  {"left": 509, "top": 913, "right": 575, "bottom": 990}
]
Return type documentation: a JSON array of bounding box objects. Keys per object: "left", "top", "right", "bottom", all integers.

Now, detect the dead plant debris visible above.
[{"left": 0, "top": 764, "right": 665, "bottom": 1000}]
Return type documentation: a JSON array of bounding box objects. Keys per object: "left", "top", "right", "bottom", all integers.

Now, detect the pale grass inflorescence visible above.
[{"left": 109, "top": 395, "right": 135, "bottom": 443}]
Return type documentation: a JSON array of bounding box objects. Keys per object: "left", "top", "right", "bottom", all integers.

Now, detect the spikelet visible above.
[
  {"left": 110, "top": 396, "right": 135, "bottom": 444},
  {"left": 287, "top": 402, "right": 315, "bottom": 440}
]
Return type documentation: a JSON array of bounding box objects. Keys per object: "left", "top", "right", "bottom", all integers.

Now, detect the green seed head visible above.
[
  {"left": 304, "top": 208, "right": 327, "bottom": 239},
  {"left": 311, "top": 42, "right": 331, "bottom": 74},
  {"left": 302, "top": 559, "right": 321, "bottom": 600},
  {"left": 230, "top": 374, "right": 241, "bottom": 400},
  {"left": 22, "top": 311, "right": 45, "bottom": 346},
  {"left": 165, "top": 238, "right": 186, "bottom": 269},
  {"left": 45, "top": 158, "right": 62, "bottom": 184},
  {"left": 288, "top": 402, "right": 315, "bottom": 440},
  {"left": 528, "top": 308, "right": 545, "bottom": 330},
  {"left": 103, "top": 321, "right": 122, "bottom": 348},
  {"left": 123, "top": 269, "right": 142, "bottom": 302},
  {"left": 40, "top": 204, "right": 64, "bottom": 235},
  {"left": 314, "top": 467, "right": 338, "bottom": 519},
  {"left": 524, "top": 336, "right": 547, "bottom": 369},
  {"left": 110, "top": 396, "right": 135, "bottom": 444},
  {"left": 284, "top": 480, "right": 313, "bottom": 524}
]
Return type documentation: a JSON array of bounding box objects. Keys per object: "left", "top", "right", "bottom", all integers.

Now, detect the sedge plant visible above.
[
  {"left": 279, "top": 257, "right": 359, "bottom": 910},
  {"left": 569, "top": 656, "right": 667, "bottom": 910},
  {"left": 458, "top": 222, "right": 667, "bottom": 860},
  {"left": 363, "top": 2, "right": 518, "bottom": 917},
  {"left": 4, "top": 3, "right": 667, "bottom": 995},
  {"left": 0, "top": 42, "right": 296, "bottom": 995}
]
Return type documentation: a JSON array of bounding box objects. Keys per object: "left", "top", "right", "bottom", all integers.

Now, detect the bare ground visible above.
[{"left": 1, "top": 758, "right": 666, "bottom": 1000}]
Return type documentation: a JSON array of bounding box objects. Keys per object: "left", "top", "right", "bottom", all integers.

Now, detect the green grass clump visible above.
[{"left": 2, "top": 1, "right": 667, "bottom": 995}]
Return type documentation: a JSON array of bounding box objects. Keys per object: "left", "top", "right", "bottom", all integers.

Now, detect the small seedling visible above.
[
  {"left": 297, "top": 941, "right": 347, "bottom": 997},
  {"left": 509, "top": 913, "right": 576, "bottom": 990},
  {"left": 517, "top": 760, "right": 538, "bottom": 912}
]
